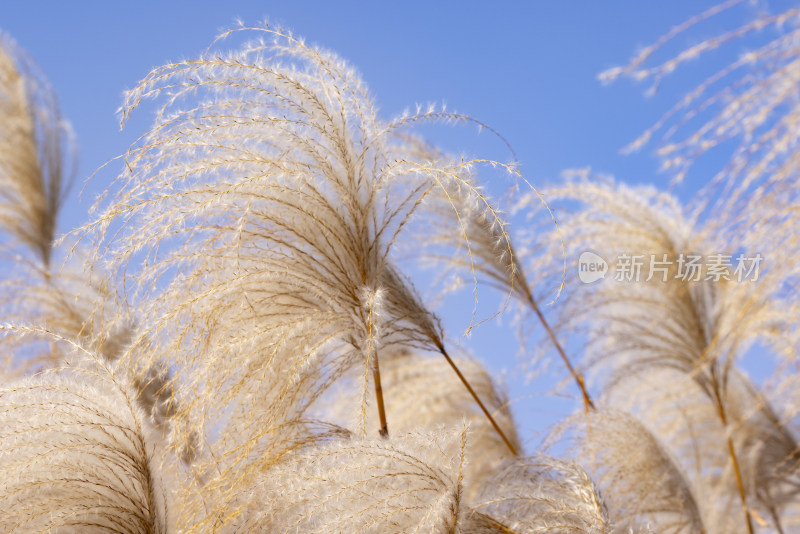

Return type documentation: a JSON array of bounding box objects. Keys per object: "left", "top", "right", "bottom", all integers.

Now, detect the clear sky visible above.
[{"left": 0, "top": 1, "right": 786, "bottom": 448}]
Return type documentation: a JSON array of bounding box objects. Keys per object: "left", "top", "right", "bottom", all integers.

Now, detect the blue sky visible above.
[{"left": 0, "top": 1, "right": 785, "bottom": 447}]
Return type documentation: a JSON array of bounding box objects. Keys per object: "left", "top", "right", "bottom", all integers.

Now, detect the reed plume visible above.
[
  {"left": 418, "top": 161, "right": 593, "bottom": 411},
  {"left": 534, "top": 173, "right": 800, "bottom": 532},
  {"left": 600, "top": 1, "right": 800, "bottom": 298},
  {"left": 0, "top": 32, "right": 72, "bottom": 267},
  {"left": 0, "top": 33, "right": 190, "bottom": 470},
  {"left": 0, "top": 327, "right": 172, "bottom": 533},
  {"left": 315, "top": 348, "right": 521, "bottom": 500},
  {"left": 226, "top": 430, "right": 470, "bottom": 533},
  {"left": 565, "top": 409, "right": 705, "bottom": 534},
  {"left": 86, "top": 24, "right": 516, "bottom": 461},
  {"left": 470, "top": 457, "right": 611, "bottom": 533},
  {"left": 600, "top": 1, "right": 800, "bottom": 202}
]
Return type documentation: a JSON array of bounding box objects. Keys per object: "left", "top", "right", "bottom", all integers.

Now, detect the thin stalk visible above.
[
  {"left": 713, "top": 382, "right": 754, "bottom": 534},
  {"left": 373, "top": 351, "right": 388, "bottom": 438},
  {"left": 365, "top": 294, "right": 388, "bottom": 438},
  {"left": 522, "top": 288, "right": 595, "bottom": 412},
  {"left": 438, "top": 345, "right": 518, "bottom": 456},
  {"left": 767, "top": 505, "right": 785, "bottom": 534}
]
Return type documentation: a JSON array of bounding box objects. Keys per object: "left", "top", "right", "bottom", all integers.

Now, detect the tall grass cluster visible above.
[{"left": 0, "top": 3, "right": 798, "bottom": 532}]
